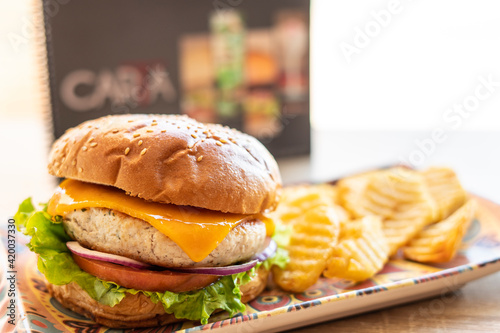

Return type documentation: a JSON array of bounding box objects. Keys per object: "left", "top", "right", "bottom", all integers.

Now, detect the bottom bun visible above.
[{"left": 47, "top": 267, "right": 269, "bottom": 328}]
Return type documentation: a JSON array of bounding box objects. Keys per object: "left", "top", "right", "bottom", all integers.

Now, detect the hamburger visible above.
[{"left": 15, "top": 114, "right": 286, "bottom": 328}]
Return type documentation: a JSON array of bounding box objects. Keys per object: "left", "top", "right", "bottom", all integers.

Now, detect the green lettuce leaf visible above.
[
  {"left": 261, "top": 247, "right": 288, "bottom": 271},
  {"left": 272, "top": 222, "right": 293, "bottom": 249},
  {"left": 14, "top": 197, "right": 35, "bottom": 228},
  {"left": 14, "top": 198, "right": 126, "bottom": 305},
  {"left": 14, "top": 198, "right": 289, "bottom": 324}
]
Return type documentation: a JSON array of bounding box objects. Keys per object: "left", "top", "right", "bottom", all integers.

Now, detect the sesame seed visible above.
[
  {"left": 112, "top": 129, "right": 119, "bottom": 133},
  {"left": 82, "top": 146, "right": 88, "bottom": 151},
  {"left": 188, "top": 143, "right": 194, "bottom": 149},
  {"left": 216, "top": 141, "right": 222, "bottom": 146},
  {"left": 151, "top": 122, "right": 158, "bottom": 126},
  {"left": 140, "top": 148, "right": 147, "bottom": 156},
  {"left": 197, "top": 156, "right": 203, "bottom": 162},
  {"left": 133, "top": 133, "right": 140, "bottom": 138},
  {"left": 161, "top": 130, "right": 166, "bottom": 133},
  {"left": 78, "top": 167, "right": 83, "bottom": 173},
  {"left": 202, "top": 139, "right": 205, "bottom": 142},
  {"left": 191, "top": 134, "right": 197, "bottom": 139},
  {"left": 90, "top": 142, "right": 97, "bottom": 147},
  {"left": 138, "top": 140, "right": 143, "bottom": 146},
  {"left": 147, "top": 129, "right": 153, "bottom": 133},
  {"left": 125, "top": 147, "right": 130, "bottom": 155},
  {"left": 220, "top": 139, "right": 227, "bottom": 144},
  {"left": 128, "top": 120, "right": 134, "bottom": 123},
  {"left": 187, "top": 126, "right": 191, "bottom": 129},
  {"left": 194, "top": 129, "right": 198, "bottom": 133},
  {"left": 89, "top": 137, "right": 94, "bottom": 142},
  {"left": 71, "top": 160, "right": 76, "bottom": 166},
  {"left": 152, "top": 119, "right": 157, "bottom": 122},
  {"left": 177, "top": 126, "right": 181, "bottom": 129}
]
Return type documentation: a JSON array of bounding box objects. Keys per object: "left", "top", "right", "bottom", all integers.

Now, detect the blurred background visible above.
[{"left": 1, "top": 0, "right": 500, "bottom": 219}]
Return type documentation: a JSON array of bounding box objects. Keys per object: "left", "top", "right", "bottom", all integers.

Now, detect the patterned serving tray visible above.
[{"left": 1, "top": 195, "right": 500, "bottom": 333}]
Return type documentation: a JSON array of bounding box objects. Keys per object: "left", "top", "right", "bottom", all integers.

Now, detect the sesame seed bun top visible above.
[{"left": 48, "top": 114, "right": 281, "bottom": 214}]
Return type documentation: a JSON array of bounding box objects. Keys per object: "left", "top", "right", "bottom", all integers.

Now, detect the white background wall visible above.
[{"left": 311, "top": 0, "right": 500, "bottom": 131}]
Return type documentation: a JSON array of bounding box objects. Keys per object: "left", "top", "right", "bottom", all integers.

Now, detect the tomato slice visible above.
[{"left": 72, "top": 253, "right": 220, "bottom": 293}]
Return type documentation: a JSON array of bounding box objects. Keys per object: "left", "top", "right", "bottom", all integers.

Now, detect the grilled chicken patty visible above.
[{"left": 63, "top": 207, "right": 267, "bottom": 268}]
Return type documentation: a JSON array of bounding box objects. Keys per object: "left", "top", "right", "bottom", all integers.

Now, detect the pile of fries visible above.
[{"left": 271, "top": 167, "right": 476, "bottom": 292}]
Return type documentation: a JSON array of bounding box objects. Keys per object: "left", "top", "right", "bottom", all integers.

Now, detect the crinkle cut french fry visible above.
[
  {"left": 383, "top": 215, "right": 430, "bottom": 255},
  {"left": 337, "top": 172, "right": 376, "bottom": 219},
  {"left": 403, "top": 200, "right": 476, "bottom": 263},
  {"left": 271, "top": 184, "right": 347, "bottom": 225},
  {"left": 324, "top": 216, "right": 389, "bottom": 281},
  {"left": 369, "top": 168, "right": 437, "bottom": 221},
  {"left": 338, "top": 168, "right": 436, "bottom": 221},
  {"left": 338, "top": 168, "right": 437, "bottom": 255},
  {"left": 421, "top": 167, "right": 468, "bottom": 221},
  {"left": 273, "top": 206, "right": 341, "bottom": 293}
]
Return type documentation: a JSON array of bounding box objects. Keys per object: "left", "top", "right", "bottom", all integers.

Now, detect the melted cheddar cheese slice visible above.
[{"left": 48, "top": 179, "right": 274, "bottom": 263}]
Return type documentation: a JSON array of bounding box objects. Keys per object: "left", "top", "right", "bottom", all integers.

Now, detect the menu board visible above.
[{"left": 42, "top": 0, "right": 310, "bottom": 157}]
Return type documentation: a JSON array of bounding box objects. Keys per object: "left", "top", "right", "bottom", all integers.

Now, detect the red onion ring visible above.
[
  {"left": 252, "top": 238, "right": 277, "bottom": 262},
  {"left": 66, "top": 241, "right": 154, "bottom": 270}
]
